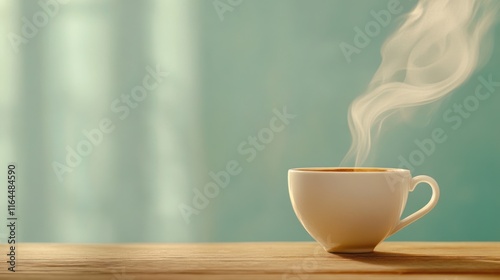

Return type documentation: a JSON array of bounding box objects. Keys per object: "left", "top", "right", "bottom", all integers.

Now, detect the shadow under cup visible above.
[{"left": 288, "top": 167, "right": 439, "bottom": 253}]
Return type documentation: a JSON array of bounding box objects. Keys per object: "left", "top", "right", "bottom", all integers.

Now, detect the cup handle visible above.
[{"left": 388, "top": 175, "right": 440, "bottom": 236}]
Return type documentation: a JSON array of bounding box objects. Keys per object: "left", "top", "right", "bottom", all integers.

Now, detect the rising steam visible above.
[{"left": 342, "top": 0, "right": 499, "bottom": 166}]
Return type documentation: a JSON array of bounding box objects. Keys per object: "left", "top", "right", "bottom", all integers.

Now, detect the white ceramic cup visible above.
[{"left": 288, "top": 167, "right": 439, "bottom": 253}]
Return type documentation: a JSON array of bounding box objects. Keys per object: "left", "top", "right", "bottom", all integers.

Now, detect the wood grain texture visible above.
[{"left": 0, "top": 242, "right": 499, "bottom": 279}]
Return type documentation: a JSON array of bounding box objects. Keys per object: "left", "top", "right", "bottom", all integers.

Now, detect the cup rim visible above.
[{"left": 289, "top": 167, "right": 410, "bottom": 173}]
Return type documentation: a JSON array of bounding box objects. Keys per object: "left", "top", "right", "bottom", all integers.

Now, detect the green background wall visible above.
[{"left": 0, "top": 0, "right": 498, "bottom": 243}]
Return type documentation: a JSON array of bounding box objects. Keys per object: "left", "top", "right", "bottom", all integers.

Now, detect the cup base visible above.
[{"left": 326, "top": 247, "right": 375, "bottom": 254}]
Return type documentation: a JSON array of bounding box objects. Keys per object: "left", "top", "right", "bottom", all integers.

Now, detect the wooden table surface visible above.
[{"left": 1, "top": 242, "right": 499, "bottom": 279}]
